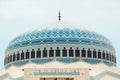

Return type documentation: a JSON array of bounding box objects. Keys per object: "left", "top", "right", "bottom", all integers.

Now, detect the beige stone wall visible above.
[
  {"left": 24, "top": 68, "right": 89, "bottom": 80},
  {"left": 100, "top": 75, "right": 120, "bottom": 80},
  {"left": 1, "top": 62, "right": 120, "bottom": 80}
]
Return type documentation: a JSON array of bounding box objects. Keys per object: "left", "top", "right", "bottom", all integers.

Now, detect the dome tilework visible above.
[{"left": 6, "top": 28, "right": 114, "bottom": 51}]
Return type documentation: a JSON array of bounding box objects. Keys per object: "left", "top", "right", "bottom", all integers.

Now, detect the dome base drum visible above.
[{"left": 0, "top": 22, "right": 119, "bottom": 80}]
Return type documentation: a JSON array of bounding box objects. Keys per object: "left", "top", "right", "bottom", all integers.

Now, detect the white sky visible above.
[{"left": 0, "top": 0, "right": 120, "bottom": 70}]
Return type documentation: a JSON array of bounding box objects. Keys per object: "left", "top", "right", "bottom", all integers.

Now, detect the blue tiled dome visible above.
[
  {"left": 4, "top": 21, "right": 116, "bottom": 69},
  {"left": 6, "top": 22, "right": 114, "bottom": 51}
]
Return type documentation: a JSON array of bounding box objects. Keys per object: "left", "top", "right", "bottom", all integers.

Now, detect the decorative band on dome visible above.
[{"left": 6, "top": 28, "right": 114, "bottom": 51}]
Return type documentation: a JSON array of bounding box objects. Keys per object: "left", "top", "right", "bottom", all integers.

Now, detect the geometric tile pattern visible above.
[
  {"left": 56, "top": 58, "right": 79, "bottom": 63},
  {"left": 31, "top": 58, "right": 53, "bottom": 64},
  {"left": 6, "top": 28, "right": 114, "bottom": 51},
  {"left": 82, "top": 59, "right": 101, "bottom": 64}
]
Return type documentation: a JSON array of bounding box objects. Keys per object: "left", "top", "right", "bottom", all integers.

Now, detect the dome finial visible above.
[{"left": 58, "top": 10, "right": 61, "bottom": 21}]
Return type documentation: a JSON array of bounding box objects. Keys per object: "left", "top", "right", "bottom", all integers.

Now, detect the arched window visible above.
[
  {"left": 21, "top": 50, "right": 24, "bottom": 60},
  {"left": 62, "top": 47, "right": 67, "bottom": 57},
  {"left": 43, "top": 48, "right": 47, "bottom": 57},
  {"left": 112, "top": 54, "right": 114, "bottom": 62},
  {"left": 31, "top": 49, "right": 35, "bottom": 58},
  {"left": 81, "top": 48, "right": 86, "bottom": 57},
  {"left": 113, "top": 56, "right": 116, "bottom": 63},
  {"left": 49, "top": 47, "right": 54, "bottom": 57},
  {"left": 115, "top": 57, "right": 116, "bottom": 63},
  {"left": 109, "top": 53, "right": 112, "bottom": 61},
  {"left": 113, "top": 55, "right": 115, "bottom": 63},
  {"left": 26, "top": 49, "right": 29, "bottom": 59},
  {"left": 98, "top": 50, "right": 101, "bottom": 59},
  {"left": 75, "top": 47, "right": 80, "bottom": 57},
  {"left": 37, "top": 48, "right": 41, "bottom": 58},
  {"left": 56, "top": 47, "right": 60, "bottom": 57},
  {"left": 13, "top": 53, "right": 15, "bottom": 61},
  {"left": 102, "top": 51, "right": 105, "bottom": 59},
  {"left": 87, "top": 48, "right": 91, "bottom": 58},
  {"left": 93, "top": 49, "right": 97, "bottom": 58},
  {"left": 17, "top": 51, "right": 20, "bottom": 61},
  {"left": 10, "top": 54, "right": 12, "bottom": 62},
  {"left": 106, "top": 52, "right": 108, "bottom": 60},
  {"left": 69, "top": 47, "right": 74, "bottom": 57},
  {"left": 8, "top": 55, "right": 9, "bottom": 63}
]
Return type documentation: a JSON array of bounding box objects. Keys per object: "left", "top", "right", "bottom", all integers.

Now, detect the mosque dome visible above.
[{"left": 4, "top": 21, "right": 116, "bottom": 68}]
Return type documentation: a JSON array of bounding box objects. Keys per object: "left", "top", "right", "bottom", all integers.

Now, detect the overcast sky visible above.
[{"left": 0, "top": 0, "right": 120, "bottom": 70}]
